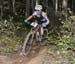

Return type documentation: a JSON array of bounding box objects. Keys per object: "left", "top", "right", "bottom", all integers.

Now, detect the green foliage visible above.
[
  {"left": 0, "top": 16, "right": 29, "bottom": 54},
  {"left": 46, "top": 15, "right": 75, "bottom": 64},
  {"left": 71, "top": 61, "right": 75, "bottom": 64},
  {"left": 47, "top": 15, "right": 75, "bottom": 51},
  {"left": 0, "top": 35, "right": 22, "bottom": 54}
]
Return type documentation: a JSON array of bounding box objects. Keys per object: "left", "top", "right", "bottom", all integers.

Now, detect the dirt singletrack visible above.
[
  {"left": 0, "top": 46, "right": 47, "bottom": 64},
  {"left": 0, "top": 45, "right": 71, "bottom": 64}
]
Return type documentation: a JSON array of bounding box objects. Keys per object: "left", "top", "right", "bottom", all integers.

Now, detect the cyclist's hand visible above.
[
  {"left": 42, "top": 23, "right": 46, "bottom": 27},
  {"left": 24, "top": 19, "right": 28, "bottom": 22}
]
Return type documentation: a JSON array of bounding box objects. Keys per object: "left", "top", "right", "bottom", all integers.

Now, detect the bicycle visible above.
[{"left": 21, "top": 21, "right": 48, "bottom": 56}]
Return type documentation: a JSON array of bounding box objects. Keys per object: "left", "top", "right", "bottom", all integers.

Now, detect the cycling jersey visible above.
[
  {"left": 32, "top": 11, "right": 48, "bottom": 22},
  {"left": 32, "top": 11, "right": 49, "bottom": 28}
]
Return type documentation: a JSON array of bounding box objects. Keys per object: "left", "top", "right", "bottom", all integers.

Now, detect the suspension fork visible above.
[{"left": 31, "top": 32, "right": 35, "bottom": 43}]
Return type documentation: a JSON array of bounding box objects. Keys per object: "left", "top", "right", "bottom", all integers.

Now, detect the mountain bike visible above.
[{"left": 21, "top": 21, "right": 48, "bottom": 56}]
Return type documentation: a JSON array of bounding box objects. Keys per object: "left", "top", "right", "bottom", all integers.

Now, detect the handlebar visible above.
[{"left": 24, "top": 20, "right": 39, "bottom": 27}]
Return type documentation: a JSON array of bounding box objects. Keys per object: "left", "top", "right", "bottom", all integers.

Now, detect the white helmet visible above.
[{"left": 35, "top": 5, "right": 42, "bottom": 10}]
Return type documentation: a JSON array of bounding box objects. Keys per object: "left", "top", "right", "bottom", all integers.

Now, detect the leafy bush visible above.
[
  {"left": 0, "top": 16, "right": 29, "bottom": 54},
  {"left": 47, "top": 15, "right": 75, "bottom": 51},
  {"left": 46, "top": 15, "right": 75, "bottom": 64},
  {"left": 0, "top": 35, "right": 22, "bottom": 54}
]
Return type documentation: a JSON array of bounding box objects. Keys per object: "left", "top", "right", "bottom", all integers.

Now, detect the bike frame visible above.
[{"left": 21, "top": 22, "right": 48, "bottom": 56}]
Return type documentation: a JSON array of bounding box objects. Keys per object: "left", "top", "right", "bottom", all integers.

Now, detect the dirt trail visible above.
[
  {"left": 0, "top": 55, "right": 12, "bottom": 64},
  {"left": 0, "top": 46, "right": 70, "bottom": 64},
  {"left": 0, "top": 46, "right": 47, "bottom": 64},
  {"left": 26, "top": 47, "right": 47, "bottom": 64},
  {"left": 11, "top": 46, "right": 47, "bottom": 64}
]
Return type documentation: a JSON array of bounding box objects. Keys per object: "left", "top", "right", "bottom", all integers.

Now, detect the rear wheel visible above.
[
  {"left": 44, "top": 29, "right": 48, "bottom": 39},
  {"left": 22, "top": 32, "right": 34, "bottom": 56},
  {"left": 35, "top": 28, "right": 48, "bottom": 46},
  {"left": 36, "top": 31, "right": 44, "bottom": 45}
]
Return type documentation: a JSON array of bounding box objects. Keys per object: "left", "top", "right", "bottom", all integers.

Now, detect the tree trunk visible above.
[
  {"left": 0, "top": 0, "right": 4, "bottom": 17},
  {"left": 31, "top": 0, "right": 35, "bottom": 12},
  {"left": 62, "top": 0, "right": 68, "bottom": 20},
  {"left": 12, "top": 0, "right": 17, "bottom": 15},
  {"left": 8, "top": 0, "right": 13, "bottom": 16},
  {"left": 55, "top": 0, "right": 58, "bottom": 13},
  {"left": 25, "top": 0, "right": 30, "bottom": 17},
  {"left": 62, "top": 0, "right": 68, "bottom": 12},
  {"left": 36, "top": 0, "right": 39, "bottom": 5}
]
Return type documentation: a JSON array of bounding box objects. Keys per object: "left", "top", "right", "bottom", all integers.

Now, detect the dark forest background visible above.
[{"left": 0, "top": 1, "right": 75, "bottom": 63}]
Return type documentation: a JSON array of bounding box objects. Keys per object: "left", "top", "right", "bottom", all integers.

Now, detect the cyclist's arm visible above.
[
  {"left": 26, "top": 12, "right": 36, "bottom": 21},
  {"left": 43, "top": 12, "right": 50, "bottom": 25},
  {"left": 26, "top": 15, "right": 33, "bottom": 21},
  {"left": 45, "top": 16, "right": 50, "bottom": 25}
]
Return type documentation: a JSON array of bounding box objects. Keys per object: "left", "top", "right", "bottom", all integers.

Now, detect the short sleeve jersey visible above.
[{"left": 32, "top": 11, "right": 49, "bottom": 22}]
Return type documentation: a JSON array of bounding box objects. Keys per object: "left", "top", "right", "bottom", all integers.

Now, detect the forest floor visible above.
[{"left": 0, "top": 45, "right": 75, "bottom": 64}]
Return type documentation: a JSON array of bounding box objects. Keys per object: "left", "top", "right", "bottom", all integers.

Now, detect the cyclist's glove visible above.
[
  {"left": 24, "top": 19, "right": 28, "bottom": 22},
  {"left": 42, "top": 23, "right": 46, "bottom": 27},
  {"left": 24, "top": 19, "right": 30, "bottom": 24}
]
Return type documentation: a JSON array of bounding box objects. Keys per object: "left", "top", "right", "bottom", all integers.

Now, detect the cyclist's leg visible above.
[
  {"left": 41, "top": 20, "right": 47, "bottom": 29},
  {"left": 40, "top": 22, "right": 47, "bottom": 41},
  {"left": 40, "top": 27, "right": 44, "bottom": 36},
  {"left": 39, "top": 26, "right": 46, "bottom": 45}
]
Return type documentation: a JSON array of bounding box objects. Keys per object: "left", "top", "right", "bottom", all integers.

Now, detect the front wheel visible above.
[{"left": 22, "top": 32, "right": 33, "bottom": 56}]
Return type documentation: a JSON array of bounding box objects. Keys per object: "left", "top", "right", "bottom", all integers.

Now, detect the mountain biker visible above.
[{"left": 25, "top": 5, "right": 49, "bottom": 42}]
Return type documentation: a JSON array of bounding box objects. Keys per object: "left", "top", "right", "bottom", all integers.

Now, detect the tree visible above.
[
  {"left": 8, "top": 0, "right": 13, "bottom": 16},
  {"left": 12, "top": 0, "right": 17, "bottom": 15},
  {"left": 62, "top": 0, "right": 68, "bottom": 12},
  {"left": 0, "top": 0, "right": 4, "bottom": 17}
]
